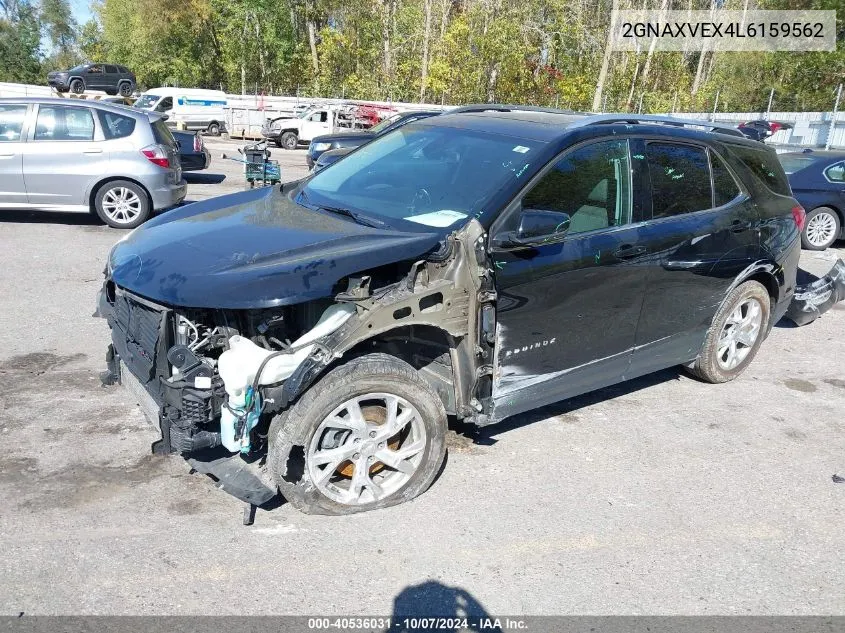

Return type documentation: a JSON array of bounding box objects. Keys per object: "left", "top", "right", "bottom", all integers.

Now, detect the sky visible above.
[{"left": 69, "top": 0, "right": 93, "bottom": 25}]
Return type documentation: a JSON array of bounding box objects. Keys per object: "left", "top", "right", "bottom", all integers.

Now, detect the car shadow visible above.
[
  {"left": 450, "top": 367, "right": 684, "bottom": 447},
  {"left": 0, "top": 209, "right": 101, "bottom": 226},
  {"left": 184, "top": 172, "right": 226, "bottom": 184}
]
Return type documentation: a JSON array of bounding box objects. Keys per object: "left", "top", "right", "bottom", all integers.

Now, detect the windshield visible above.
[
  {"left": 369, "top": 113, "right": 403, "bottom": 135},
  {"left": 778, "top": 155, "right": 820, "bottom": 174},
  {"left": 301, "top": 124, "right": 542, "bottom": 229},
  {"left": 134, "top": 94, "right": 160, "bottom": 110}
]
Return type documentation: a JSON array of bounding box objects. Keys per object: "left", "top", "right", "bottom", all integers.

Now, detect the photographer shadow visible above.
[{"left": 390, "top": 581, "right": 502, "bottom": 632}]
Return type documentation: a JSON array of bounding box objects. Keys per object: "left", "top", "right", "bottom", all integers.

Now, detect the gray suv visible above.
[{"left": 0, "top": 97, "right": 186, "bottom": 228}]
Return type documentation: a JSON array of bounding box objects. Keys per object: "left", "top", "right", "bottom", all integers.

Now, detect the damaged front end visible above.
[
  {"left": 97, "top": 219, "right": 494, "bottom": 508},
  {"left": 785, "top": 259, "right": 845, "bottom": 326}
]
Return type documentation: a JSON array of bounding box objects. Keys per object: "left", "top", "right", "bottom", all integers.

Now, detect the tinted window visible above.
[
  {"left": 711, "top": 151, "right": 742, "bottom": 207},
  {"left": 118, "top": 66, "right": 128, "bottom": 73},
  {"left": 156, "top": 97, "right": 173, "bottom": 112},
  {"left": 824, "top": 162, "right": 845, "bottom": 182},
  {"left": 152, "top": 119, "right": 176, "bottom": 147},
  {"left": 523, "top": 140, "right": 632, "bottom": 234},
  {"left": 729, "top": 144, "right": 791, "bottom": 195},
  {"left": 105, "top": 65, "right": 118, "bottom": 74},
  {"left": 98, "top": 110, "right": 136, "bottom": 140},
  {"left": 304, "top": 125, "right": 541, "bottom": 228},
  {"left": 0, "top": 104, "right": 28, "bottom": 142},
  {"left": 646, "top": 143, "right": 712, "bottom": 218},
  {"left": 34, "top": 106, "right": 95, "bottom": 141}
]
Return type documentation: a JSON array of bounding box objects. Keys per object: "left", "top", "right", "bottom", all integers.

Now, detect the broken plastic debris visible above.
[{"left": 785, "top": 259, "right": 845, "bottom": 327}]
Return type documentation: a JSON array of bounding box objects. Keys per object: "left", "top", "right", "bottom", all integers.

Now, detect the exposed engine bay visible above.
[{"left": 97, "top": 220, "right": 495, "bottom": 510}]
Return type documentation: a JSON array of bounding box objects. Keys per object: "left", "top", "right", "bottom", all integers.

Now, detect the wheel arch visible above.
[
  {"left": 730, "top": 262, "right": 781, "bottom": 327},
  {"left": 87, "top": 176, "right": 153, "bottom": 214}
]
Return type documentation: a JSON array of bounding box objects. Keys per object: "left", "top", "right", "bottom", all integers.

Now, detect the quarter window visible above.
[
  {"left": 522, "top": 139, "right": 632, "bottom": 235},
  {"left": 98, "top": 110, "right": 136, "bottom": 140},
  {"left": 711, "top": 151, "right": 742, "bottom": 207},
  {"left": 646, "top": 143, "right": 712, "bottom": 218},
  {"left": 824, "top": 162, "right": 845, "bottom": 182},
  {"left": 34, "top": 106, "right": 95, "bottom": 141},
  {"left": 0, "top": 105, "right": 28, "bottom": 142},
  {"left": 729, "top": 144, "right": 791, "bottom": 195}
]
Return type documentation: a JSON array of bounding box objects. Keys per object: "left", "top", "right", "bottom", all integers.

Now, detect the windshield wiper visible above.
[{"left": 297, "top": 189, "right": 386, "bottom": 229}]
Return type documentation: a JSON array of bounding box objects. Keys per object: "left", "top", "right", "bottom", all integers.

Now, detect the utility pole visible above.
[
  {"left": 826, "top": 83, "right": 842, "bottom": 151},
  {"left": 766, "top": 88, "right": 774, "bottom": 120}
]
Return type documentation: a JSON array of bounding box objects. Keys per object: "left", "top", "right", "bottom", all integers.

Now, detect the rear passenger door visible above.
[
  {"left": 23, "top": 104, "right": 108, "bottom": 208},
  {"left": 490, "top": 138, "right": 652, "bottom": 418},
  {"left": 630, "top": 139, "right": 758, "bottom": 375}
]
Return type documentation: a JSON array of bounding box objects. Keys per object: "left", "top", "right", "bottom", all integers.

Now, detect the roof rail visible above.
[
  {"left": 446, "top": 103, "right": 587, "bottom": 116},
  {"left": 574, "top": 113, "right": 744, "bottom": 138}
]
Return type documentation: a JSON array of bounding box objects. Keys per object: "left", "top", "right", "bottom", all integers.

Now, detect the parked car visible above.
[
  {"left": 134, "top": 88, "right": 227, "bottom": 135},
  {"left": 98, "top": 108, "right": 801, "bottom": 515},
  {"left": 47, "top": 63, "right": 136, "bottom": 97},
  {"left": 0, "top": 97, "right": 186, "bottom": 228},
  {"left": 306, "top": 110, "right": 442, "bottom": 168},
  {"left": 172, "top": 129, "right": 211, "bottom": 172},
  {"left": 778, "top": 150, "right": 845, "bottom": 250},
  {"left": 311, "top": 146, "right": 352, "bottom": 172},
  {"left": 737, "top": 119, "right": 793, "bottom": 142},
  {"left": 262, "top": 106, "right": 343, "bottom": 149}
]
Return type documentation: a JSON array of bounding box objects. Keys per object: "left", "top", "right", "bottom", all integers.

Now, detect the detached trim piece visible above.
[{"left": 786, "top": 259, "right": 845, "bottom": 326}]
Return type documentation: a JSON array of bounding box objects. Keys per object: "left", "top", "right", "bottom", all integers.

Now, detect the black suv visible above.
[
  {"left": 98, "top": 106, "right": 802, "bottom": 516},
  {"left": 48, "top": 63, "right": 136, "bottom": 96}
]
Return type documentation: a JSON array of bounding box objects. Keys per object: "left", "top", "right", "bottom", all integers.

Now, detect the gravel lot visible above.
[{"left": 0, "top": 138, "right": 844, "bottom": 616}]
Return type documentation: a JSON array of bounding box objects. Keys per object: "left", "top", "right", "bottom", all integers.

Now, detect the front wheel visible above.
[
  {"left": 268, "top": 353, "right": 447, "bottom": 515},
  {"left": 801, "top": 207, "right": 840, "bottom": 251},
  {"left": 69, "top": 78, "right": 84, "bottom": 94},
  {"left": 93, "top": 180, "right": 151, "bottom": 229},
  {"left": 687, "top": 280, "right": 770, "bottom": 384},
  {"left": 280, "top": 131, "right": 298, "bottom": 150}
]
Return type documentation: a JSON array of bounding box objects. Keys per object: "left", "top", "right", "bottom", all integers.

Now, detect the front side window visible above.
[
  {"left": 521, "top": 139, "right": 632, "bottom": 235},
  {"left": 303, "top": 124, "right": 542, "bottom": 229},
  {"left": 87, "top": 64, "right": 103, "bottom": 74},
  {"left": 34, "top": 106, "right": 95, "bottom": 141},
  {"left": 646, "top": 143, "right": 712, "bottom": 218},
  {"left": 711, "top": 151, "right": 742, "bottom": 207},
  {"left": 824, "top": 161, "right": 845, "bottom": 182},
  {"left": 309, "top": 111, "right": 328, "bottom": 123},
  {"left": 0, "top": 105, "right": 28, "bottom": 142}
]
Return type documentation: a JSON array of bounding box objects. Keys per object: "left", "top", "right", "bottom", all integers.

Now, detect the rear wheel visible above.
[
  {"left": 207, "top": 121, "right": 221, "bottom": 136},
  {"left": 687, "top": 280, "right": 770, "bottom": 384},
  {"left": 801, "top": 207, "right": 840, "bottom": 251},
  {"left": 69, "top": 78, "right": 84, "bottom": 94},
  {"left": 118, "top": 82, "right": 133, "bottom": 97},
  {"left": 93, "top": 180, "right": 151, "bottom": 229},
  {"left": 268, "top": 353, "right": 447, "bottom": 515},
  {"left": 280, "top": 131, "right": 298, "bottom": 150}
]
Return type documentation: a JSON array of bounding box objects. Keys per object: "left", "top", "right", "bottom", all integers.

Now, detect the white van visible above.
[{"left": 134, "top": 88, "right": 227, "bottom": 135}]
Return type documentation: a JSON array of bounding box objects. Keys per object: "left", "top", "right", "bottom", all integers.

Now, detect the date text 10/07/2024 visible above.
[{"left": 307, "top": 617, "right": 529, "bottom": 630}]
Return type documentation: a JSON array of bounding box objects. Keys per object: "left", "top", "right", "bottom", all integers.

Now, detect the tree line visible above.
[{"left": 1, "top": 0, "right": 842, "bottom": 113}]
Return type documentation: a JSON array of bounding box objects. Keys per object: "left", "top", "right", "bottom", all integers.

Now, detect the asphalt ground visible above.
[{"left": 0, "top": 138, "right": 843, "bottom": 615}]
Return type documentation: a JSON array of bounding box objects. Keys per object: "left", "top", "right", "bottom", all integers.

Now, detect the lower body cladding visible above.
[{"left": 98, "top": 221, "right": 493, "bottom": 514}]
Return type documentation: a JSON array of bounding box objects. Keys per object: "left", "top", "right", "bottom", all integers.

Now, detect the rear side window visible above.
[
  {"left": 778, "top": 155, "right": 818, "bottom": 174},
  {"left": 98, "top": 110, "right": 136, "bottom": 140},
  {"left": 152, "top": 119, "right": 176, "bottom": 147},
  {"left": 646, "top": 143, "right": 712, "bottom": 218},
  {"left": 824, "top": 162, "right": 845, "bottom": 182},
  {"left": 710, "top": 151, "right": 742, "bottom": 207},
  {"left": 34, "top": 106, "right": 95, "bottom": 141},
  {"left": 729, "top": 144, "right": 791, "bottom": 195},
  {"left": 105, "top": 65, "right": 118, "bottom": 74},
  {"left": 0, "top": 104, "right": 28, "bottom": 142}
]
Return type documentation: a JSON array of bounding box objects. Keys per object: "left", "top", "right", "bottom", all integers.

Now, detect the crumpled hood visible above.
[{"left": 109, "top": 187, "right": 441, "bottom": 309}]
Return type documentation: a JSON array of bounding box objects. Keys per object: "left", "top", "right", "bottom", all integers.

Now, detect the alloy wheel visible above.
[
  {"left": 716, "top": 297, "right": 763, "bottom": 370},
  {"left": 805, "top": 211, "right": 837, "bottom": 248},
  {"left": 102, "top": 187, "right": 143, "bottom": 225},
  {"left": 306, "top": 393, "right": 427, "bottom": 506}
]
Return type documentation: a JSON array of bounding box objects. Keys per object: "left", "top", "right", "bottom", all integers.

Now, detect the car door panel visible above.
[{"left": 0, "top": 104, "right": 31, "bottom": 205}]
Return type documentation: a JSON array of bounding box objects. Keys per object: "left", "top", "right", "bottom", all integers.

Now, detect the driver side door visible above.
[{"left": 490, "top": 138, "right": 652, "bottom": 420}]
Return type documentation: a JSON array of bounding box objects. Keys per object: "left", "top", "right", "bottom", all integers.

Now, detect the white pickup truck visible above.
[{"left": 261, "top": 107, "right": 345, "bottom": 149}]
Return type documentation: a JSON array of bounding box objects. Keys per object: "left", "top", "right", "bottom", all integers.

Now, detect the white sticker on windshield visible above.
[
  {"left": 512, "top": 145, "right": 530, "bottom": 153},
  {"left": 404, "top": 210, "right": 468, "bottom": 227}
]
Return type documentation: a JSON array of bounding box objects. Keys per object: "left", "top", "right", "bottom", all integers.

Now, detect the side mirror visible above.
[{"left": 491, "top": 209, "right": 570, "bottom": 249}]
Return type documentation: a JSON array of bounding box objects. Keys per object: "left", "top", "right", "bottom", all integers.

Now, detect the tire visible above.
[
  {"left": 687, "top": 280, "right": 771, "bottom": 384},
  {"left": 801, "top": 207, "right": 840, "bottom": 251},
  {"left": 93, "top": 180, "right": 151, "bottom": 229},
  {"left": 118, "top": 82, "right": 133, "bottom": 97},
  {"left": 69, "top": 78, "right": 84, "bottom": 94},
  {"left": 280, "top": 131, "right": 298, "bottom": 150},
  {"left": 268, "top": 353, "right": 448, "bottom": 515},
  {"left": 207, "top": 121, "right": 221, "bottom": 136}
]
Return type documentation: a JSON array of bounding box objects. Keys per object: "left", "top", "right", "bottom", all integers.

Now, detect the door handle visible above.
[
  {"left": 83, "top": 148, "right": 103, "bottom": 154},
  {"left": 614, "top": 244, "right": 647, "bottom": 259},
  {"left": 730, "top": 220, "right": 749, "bottom": 233}
]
